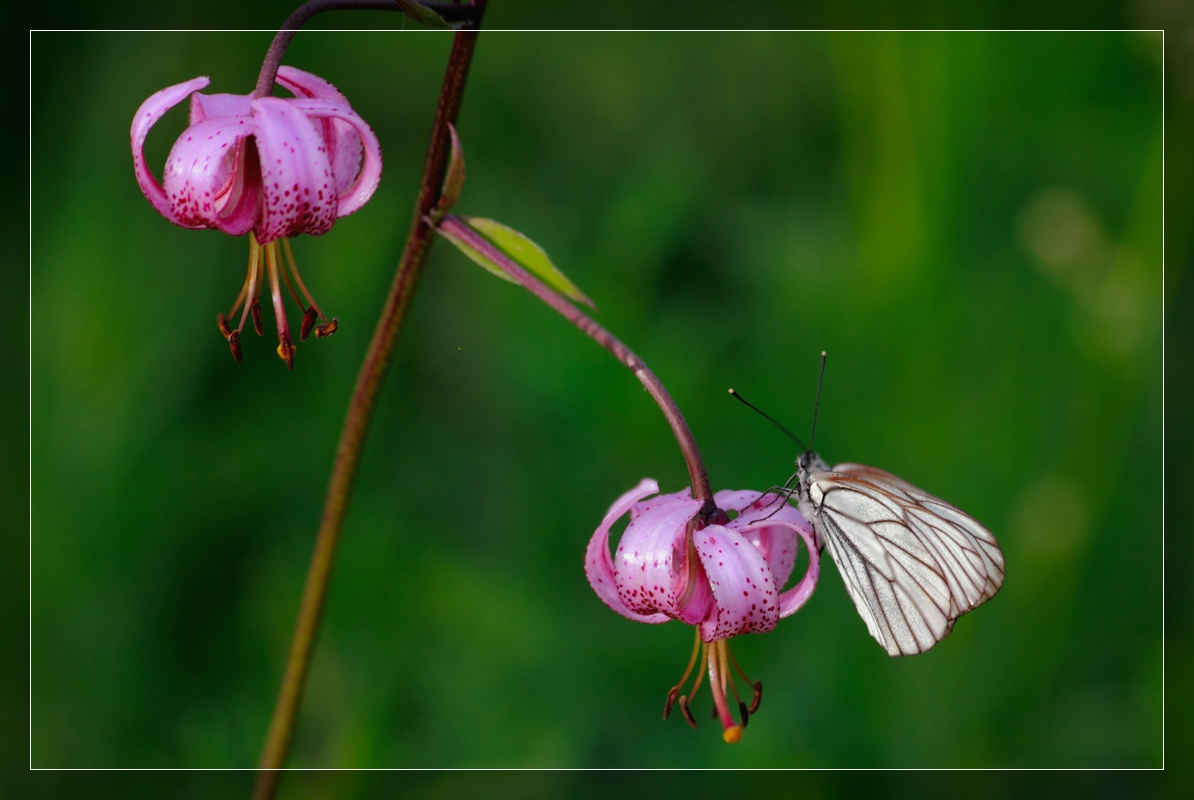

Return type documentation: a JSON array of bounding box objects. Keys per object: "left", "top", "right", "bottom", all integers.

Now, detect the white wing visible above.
[{"left": 803, "top": 462, "right": 1005, "bottom": 657}]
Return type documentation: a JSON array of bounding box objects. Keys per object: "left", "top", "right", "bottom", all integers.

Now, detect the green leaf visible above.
[
  {"left": 394, "top": 0, "right": 455, "bottom": 29},
  {"left": 461, "top": 217, "right": 595, "bottom": 307},
  {"left": 436, "top": 218, "right": 519, "bottom": 287}
]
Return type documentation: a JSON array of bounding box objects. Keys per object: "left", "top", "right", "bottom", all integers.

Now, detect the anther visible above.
[
  {"left": 678, "top": 696, "right": 698, "bottom": 730},
  {"left": 663, "top": 686, "right": 680, "bottom": 720},
  {"left": 250, "top": 298, "right": 264, "bottom": 336},
  {"left": 300, "top": 307, "right": 318, "bottom": 341},
  {"left": 738, "top": 700, "right": 750, "bottom": 728},
  {"left": 315, "top": 318, "right": 338, "bottom": 338},
  {"left": 227, "top": 330, "right": 242, "bottom": 362},
  {"left": 748, "top": 681, "right": 763, "bottom": 715},
  {"left": 217, "top": 314, "right": 233, "bottom": 339}
]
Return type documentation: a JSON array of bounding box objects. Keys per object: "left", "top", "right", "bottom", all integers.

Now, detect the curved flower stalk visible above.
[
  {"left": 586, "top": 478, "right": 820, "bottom": 742},
  {"left": 131, "top": 66, "right": 382, "bottom": 368},
  {"left": 428, "top": 126, "right": 825, "bottom": 741}
]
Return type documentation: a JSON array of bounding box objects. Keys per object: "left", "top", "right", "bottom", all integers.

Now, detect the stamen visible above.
[
  {"left": 663, "top": 686, "right": 681, "bottom": 720},
  {"left": 235, "top": 240, "right": 264, "bottom": 337},
  {"left": 663, "top": 629, "right": 704, "bottom": 721},
  {"left": 279, "top": 253, "right": 308, "bottom": 314},
  {"left": 250, "top": 298, "right": 264, "bottom": 336},
  {"left": 225, "top": 255, "right": 253, "bottom": 322},
  {"left": 678, "top": 696, "right": 698, "bottom": 730},
  {"left": 228, "top": 329, "right": 242, "bottom": 362},
  {"left": 282, "top": 238, "right": 326, "bottom": 321},
  {"left": 300, "top": 307, "right": 319, "bottom": 341},
  {"left": 727, "top": 645, "right": 763, "bottom": 714}
]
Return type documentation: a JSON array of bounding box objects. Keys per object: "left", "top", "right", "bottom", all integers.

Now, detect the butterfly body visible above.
[{"left": 794, "top": 452, "right": 1005, "bottom": 657}]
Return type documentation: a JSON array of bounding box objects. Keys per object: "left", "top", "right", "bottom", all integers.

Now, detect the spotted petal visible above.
[
  {"left": 692, "top": 525, "right": 782, "bottom": 642},
  {"left": 276, "top": 67, "right": 367, "bottom": 198},
  {"left": 715, "top": 489, "right": 820, "bottom": 617},
  {"left": 161, "top": 115, "right": 260, "bottom": 235},
  {"left": 251, "top": 97, "right": 339, "bottom": 242},
  {"left": 131, "top": 76, "right": 211, "bottom": 228},
  {"left": 615, "top": 490, "right": 708, "bottom": 622},
  {"left": 288, "top": 97, "right": 382, "bottom": 216},
  {"left": 585, "top": 479, "right": 671, "bottom": 624}
]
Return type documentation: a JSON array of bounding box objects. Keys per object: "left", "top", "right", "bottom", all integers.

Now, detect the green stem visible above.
[{"left": 252, "top": 18, "right": 485, "bottom": 799}]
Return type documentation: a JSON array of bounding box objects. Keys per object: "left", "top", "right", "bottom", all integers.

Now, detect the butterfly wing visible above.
[{"left": 803, "top": 461, "right": 1005, "bottom": 657}]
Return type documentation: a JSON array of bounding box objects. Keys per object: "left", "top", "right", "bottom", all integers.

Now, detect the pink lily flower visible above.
[
  {"left": 585, "top": 478, "right": 820, "bottom": 742},
  {"left": 131, "top": 66, "right": 382, "bottom": 368}
]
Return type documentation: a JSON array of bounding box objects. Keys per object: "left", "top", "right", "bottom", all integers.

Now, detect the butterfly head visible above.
[{"left": 795, "top": 449, "right": 829, "bottom": 486}]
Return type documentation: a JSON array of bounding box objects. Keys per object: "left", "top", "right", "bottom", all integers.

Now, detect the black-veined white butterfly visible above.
[{"left": 732, "top": 354, "right": 1005, "bottom": 656}]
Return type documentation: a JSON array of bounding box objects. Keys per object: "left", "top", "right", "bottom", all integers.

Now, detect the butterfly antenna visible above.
[
  {"left": 728, "top": 388, "right": 807, "bottom": 451},
  {"left": 809, "top": 351, "right": 827, "bottom": 452}
]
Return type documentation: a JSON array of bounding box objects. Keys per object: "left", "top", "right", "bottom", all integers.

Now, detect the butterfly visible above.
[
  {"left": 792, "top": 454, "right": 1005, "bottom": 656},
  {"left": 732, "top": 354, "right": 1006, "bottom": 656}
]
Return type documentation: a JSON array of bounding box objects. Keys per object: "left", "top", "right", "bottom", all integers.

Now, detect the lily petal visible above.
[
  {"left": 693, "top": 525, "right": 781, "bottom": 642},
  {"left": 131, "top": 76, "right": 211, "bottom": 228},
  {"left": 289, "top": 98, "right": 382, "bottom": 216},
  {"left": 614, "top": 492, "right": 704, "bottom": 619},
  {"left": 775, "top": 520, "right": 820, "bottom": 618},
  {"left": 719, "top": 490, "right": 820, "bottom": 617},
  {"left": 162, "top": 115, "right": 260, "bottom": 235},
  {"left": 275, "top": 68, "right": 366, "bottom": 197},
  {"left": 275, "top": 65, "right": 348, "bottom": 101},
  {"left": 585, "top": 479, "right": 670, "bottom": 624},
  {"left": 189, "top": 91, "right": 253, "bottom": 124},
  {"left": 251, "top": 97, "right": 339, "bottom": 242}
]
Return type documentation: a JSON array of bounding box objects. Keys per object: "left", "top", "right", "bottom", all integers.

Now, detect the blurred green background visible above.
[{"left": 30, "top": 17, "right": 1169, "bottom": 781}]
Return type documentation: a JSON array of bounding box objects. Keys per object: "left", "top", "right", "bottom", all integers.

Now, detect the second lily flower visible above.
[{"left": 585, "top": 479, "right": 820, "bottom": 742}]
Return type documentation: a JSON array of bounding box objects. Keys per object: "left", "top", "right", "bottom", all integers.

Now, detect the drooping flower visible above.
[
  {"left": 131, "top": 66, "right": 382, "bottom": 367},
  {"left": 585, "top": 479, "right": 820, "bottom": 742}
]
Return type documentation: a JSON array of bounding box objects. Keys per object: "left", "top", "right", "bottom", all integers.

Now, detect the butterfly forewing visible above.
[{"left": 800, "top": 459, "right": 1005, "bottom": 657}]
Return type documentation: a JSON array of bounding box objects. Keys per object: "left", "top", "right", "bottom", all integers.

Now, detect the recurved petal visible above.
[
  {"left": 288, "top": 98, "right": 382, "bottom": 216},
  {"left": 711, "top": 489, "right": 772, "bottom": 515},
  {"left": 251, "top": 97, "right": 339, "bottom": 242},
  {"left": 189, "top": 91, "right": 253, "bottom": 124},
  {"left": 585, "top": 479, "right": 670, "bottom": 624},
  {"left": 161, "top": 115, "right": 258, "bottom": 234},
  {"left": 727, "top": 494, "right": 809, "bottom": 580},
  {"left": 131, "top": 76, "right": 210, "bottom": 227},
  {"left": 736, "top": 515, "right": 820, "bottom": 618},
  {"left": 614, "top": 491, "right": 704, "bottom": 619},
  {"left": 693, "top": 525, "right": 782, "bottom": 642},
  {"left": 275, "top": 66, "right": 349, "bottom": 101}
]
